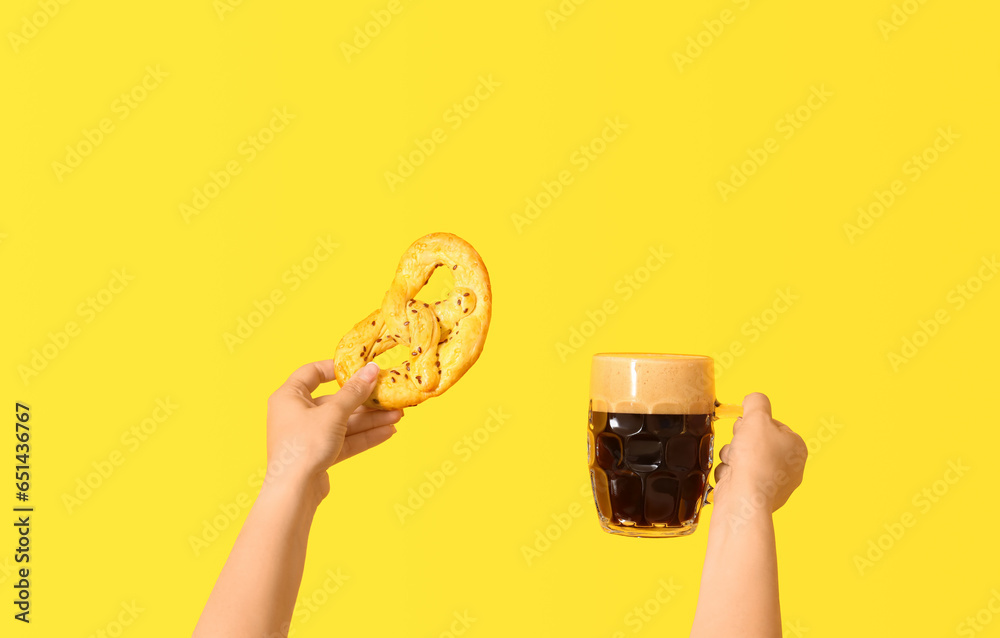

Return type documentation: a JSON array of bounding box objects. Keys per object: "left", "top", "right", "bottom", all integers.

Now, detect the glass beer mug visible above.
[{"left": 587, "top": 353, "right": 742, "bottom": 538}]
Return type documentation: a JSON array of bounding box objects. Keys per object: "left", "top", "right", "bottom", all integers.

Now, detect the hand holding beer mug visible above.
[{"left": 588, "top": 353, "right": 743, "bottom": 538}]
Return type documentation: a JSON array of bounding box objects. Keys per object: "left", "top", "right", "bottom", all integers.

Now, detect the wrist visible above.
[
  {"left": 261, "top": 469, "right": 326, "bottom": 509},
  {"left": 712, "top": 484, "right": 775, "bottom": 527},
  {"left": 715, "top": 465, "right": 787, "bottom": 510}
]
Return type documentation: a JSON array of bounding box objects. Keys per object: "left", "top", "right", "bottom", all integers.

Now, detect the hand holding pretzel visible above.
[{"left": 333, "top": 233, "right": 492, "bottom": 409}]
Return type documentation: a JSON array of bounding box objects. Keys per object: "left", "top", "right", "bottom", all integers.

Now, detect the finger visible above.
[
  {"left": 334, "top": 424, "right": 396, "bottom": 464},
  {"left": 281, "top": 360, "right": 337, "bottom": 397},
  {"left": 326, "top": 362, "right": 380, "bottom": 419},
  {"left": 314, "top": 395, "right": 382, "bottom": 412},
  {"left": 719, "top": 444, "right": 731, "bottom": 465},
  {"left": 346, "top": 408, "right": 403, "bottom": 435},
  {"left": 714, "top": 462, "right": 730, "bottom": 484},
  {"left": 314, "top": 397, "right": 390, "bottom": 420},
  {"left": 742, "top": 392, "right": 773, "bottom": 418},
  {"left": 774, "top": 419, "right": 793, "bottom": 433}
]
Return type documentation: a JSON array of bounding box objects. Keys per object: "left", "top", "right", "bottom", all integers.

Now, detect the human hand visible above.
[
  {"left": 713, "top": 393, "right": 807, "bottom": 514},
  {"left": 265, "top": 360, "right": 402, "bottom": 501}
]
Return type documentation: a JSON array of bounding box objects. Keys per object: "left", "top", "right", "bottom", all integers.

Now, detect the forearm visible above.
[
  {"left": 690, "top": 495, "right": 781, "bottom": 638},
  {"left": 195, "top": 476, "right": 320, "bottom": 637}
]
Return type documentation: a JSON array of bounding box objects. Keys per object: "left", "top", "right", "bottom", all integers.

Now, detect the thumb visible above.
[
  {"left": 742, "top": 392, "right": 773, "bottom": 418},
  {"left": 329, "top": 362, "right": 380, "bottom": 418}
]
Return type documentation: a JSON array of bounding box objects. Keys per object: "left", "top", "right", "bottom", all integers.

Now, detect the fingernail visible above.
[
  {"left": 359, "top": 361, "right": 379, "bottom": 382},
  {"left": 390, "top": 425, "right": 397, "bottom": 434}
]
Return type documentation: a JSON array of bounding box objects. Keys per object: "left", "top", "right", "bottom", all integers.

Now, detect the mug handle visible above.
[{"left": 704, "top": 402, "right": 743, "bottom": 505}]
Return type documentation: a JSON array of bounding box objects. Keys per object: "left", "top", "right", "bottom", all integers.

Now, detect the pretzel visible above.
[{"left": 333, "top": 233, "right": 492, "bottom": 409}]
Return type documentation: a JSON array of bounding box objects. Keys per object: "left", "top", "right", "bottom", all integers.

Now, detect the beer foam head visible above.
[{"left": 590, "top": 353, "right": 716, "bottom": 414}]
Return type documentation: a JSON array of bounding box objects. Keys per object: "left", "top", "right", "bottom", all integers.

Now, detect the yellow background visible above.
[{"left": 2, "top": 0, "right": 998, "bottom": 636}]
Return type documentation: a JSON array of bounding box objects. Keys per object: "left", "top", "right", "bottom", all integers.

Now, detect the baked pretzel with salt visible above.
[{"left": 333, "top": 233, "right": 492, "bottom": 409}]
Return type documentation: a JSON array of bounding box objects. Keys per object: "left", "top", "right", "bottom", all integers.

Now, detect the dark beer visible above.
[
  {"left": 589, "top": 409, "right": 714, "bottom": 529},
  {"left": 589, "top": 353, "right": 721, "bottom": 537}
]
